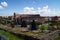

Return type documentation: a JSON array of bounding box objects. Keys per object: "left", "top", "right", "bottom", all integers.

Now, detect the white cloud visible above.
[
  {"left": 22, "top": 5, "right": 52, "bottom": 15},
  {"left": 1, "top": 2, "right": 8, "bottom": 7},
  {"left": 0, "top": 6, "right": 3, "bottom": 10},
  {"left": 19, "top": 5, "right": 60, "bottom": 16},
  {"left": 24, "top": 7, "right": 34, "bottom": 11},
  {"left": 23, "top": 7, "right": 36, "bottom": 14},
  {"left": 42, "top": 5, "right": 50, "bottom": 13},
  {"left": 0, "top": 2, "right": 8, "bottom": 10}
]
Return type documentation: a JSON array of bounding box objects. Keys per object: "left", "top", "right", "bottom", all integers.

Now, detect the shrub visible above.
[
  {"left": 11, "top": 22, "right": 14, "bottom": 28},
  {"left": 40, "top": 24, "right": 48, "bottom": 32},
  {"left": 21, "top": 20, "right": 27, "bottom": 27}
]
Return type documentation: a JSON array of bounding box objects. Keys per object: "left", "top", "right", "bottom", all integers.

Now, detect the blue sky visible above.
[{"left": 0, "top": 0, "right": 60, "bottom": 16}]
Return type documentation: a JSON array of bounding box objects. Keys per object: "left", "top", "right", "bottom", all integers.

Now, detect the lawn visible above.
[{"left": 0, "top": 30, "right": 24, "bottom": 40}]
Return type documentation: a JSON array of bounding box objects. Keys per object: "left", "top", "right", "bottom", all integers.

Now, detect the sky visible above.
[{"left": 0, "top": 0, "right": 60, "bottom": 16}]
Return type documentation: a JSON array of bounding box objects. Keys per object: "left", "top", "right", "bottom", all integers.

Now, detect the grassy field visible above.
[
  {"left": 54, "top": 37, "right": 60, "bottom": 40},
  {"left": 0, "top": 30, "right": 24, "bottom": 40}
]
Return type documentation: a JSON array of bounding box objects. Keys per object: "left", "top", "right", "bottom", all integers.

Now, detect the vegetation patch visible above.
[
  {"left": 0, "top": 30, "right": 24, "bottom": 40},
  {"left": 20, "top": 31, "right": 45, "bottom": 37},
  {"left": 54, "top": 36, "right": 60, "bottom": 40}
]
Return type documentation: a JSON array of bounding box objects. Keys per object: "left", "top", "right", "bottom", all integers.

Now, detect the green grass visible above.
[
  {"left": 54, "top": 37, "right": 60, "bottom": 40},
  {"left": 20, "top": 31, "right": 44, "bottom": 37},
  {"left": 0, "top": 30, "right": 24, "bottom": 40}
]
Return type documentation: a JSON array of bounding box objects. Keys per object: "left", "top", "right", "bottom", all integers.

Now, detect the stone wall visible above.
[
  {"left": 37, "top": 30, "right": 60, "bottom": 40},
  {"left": 23, "top": 30, "right": 60, "bottom": 40}
]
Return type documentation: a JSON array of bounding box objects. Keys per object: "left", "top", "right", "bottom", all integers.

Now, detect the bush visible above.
[
  {"left": 36, "top": 22, "right": 42, "bottom": 25},
  {"left": 21, "top": 20, "right": 27, "bottom": 27},
  {"left": 40, "top": 24, "right": 48, "bottom": 32},
  {"left": 11, "top": 22, "right": 14, "bottom": 28}
]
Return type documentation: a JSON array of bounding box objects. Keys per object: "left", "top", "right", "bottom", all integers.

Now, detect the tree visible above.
[
  {"left": 50, "top": 20, "right": 59, "bottom": 30},
  {"left": 40, "top": 24, "right": 48, "bottom": 32},
  {"left": 30, "top": 20, "right": 38, "bottom": 30},
  {"left": 21, "top": 20, "right": 27, "bottom": 27},
  {"left": 11, "top": 22, "right": 14, "bottom": 28}
]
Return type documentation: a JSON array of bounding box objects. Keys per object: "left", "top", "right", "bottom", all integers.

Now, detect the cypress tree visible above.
[{"left": 30, "top": 20, "right": 37, "bottom": 30}]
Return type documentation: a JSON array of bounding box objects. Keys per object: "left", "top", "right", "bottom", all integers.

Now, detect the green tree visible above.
[
  {"left": 11, "top": 22, "right": 14, "bottom": 28},
  {"left": 50, "top": 20, "right": 60, "bottom": 30},
  {"left": 21, "top": 20, "right": 27, "bottom": 27},
  {"left": 30, "top": 20, "right": 38, "bottom": 30},
  {"left": 40, "top": 24, "right": 48, "bottom": 32}
]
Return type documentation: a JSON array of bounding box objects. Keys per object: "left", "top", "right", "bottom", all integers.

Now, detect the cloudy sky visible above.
[{"left": 0, "top": 0, "right": 60, "bottom": 16}]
